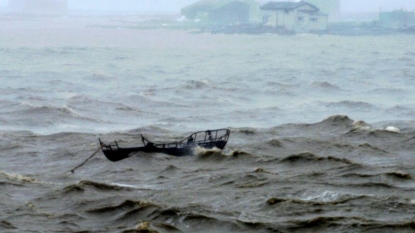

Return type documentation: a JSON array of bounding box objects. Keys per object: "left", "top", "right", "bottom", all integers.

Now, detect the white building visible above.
[
  {"left": 260, "top": 1, "right": 328, "bottom": 33},
  {"left": 306, "top": 0, "right": 340, "bottom": 21}
]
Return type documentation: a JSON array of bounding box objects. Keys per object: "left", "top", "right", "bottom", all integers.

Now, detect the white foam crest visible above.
[
  {"left": 352, "top": 120, "right": 371, "bottom": 131},
  {"left": 300, "top": 189, "right": 361, "bottom": 203},
  {"left": 109, "top": 182, "right": 166, "bottom": 190},
  {"left": 385, "top": 126, "right": 400, "bottom": 133},
  {"left": 194, "top": 146, "right": 222, "bottom": 155},
  {"left": 1, "top": 171, "right": 36, "bottom": 183},
  {"left": 59, "top": 105, "right": 78, "bottom": 116}
]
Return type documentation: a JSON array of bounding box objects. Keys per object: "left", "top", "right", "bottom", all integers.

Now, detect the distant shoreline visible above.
[{"left": 0, "top": 12, "right": 413, "bottom": 44}]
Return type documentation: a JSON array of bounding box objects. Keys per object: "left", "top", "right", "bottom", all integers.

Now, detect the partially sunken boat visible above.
[{"left": 99, "top": 129, "right": 230, "bottom": 162}]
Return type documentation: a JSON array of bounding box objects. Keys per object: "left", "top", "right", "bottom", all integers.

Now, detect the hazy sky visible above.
[
  {"left": 68, "top": 0, "right": 196, "bottom": 12},
  {"left": 69, "top": 0, "right": 415, "bottom": 13},
  {"left": 1, "top": 0, "right": 415, "bottom": 13},
  {"left": 341, "top": 0, "right": 415, "bottom": 12}
]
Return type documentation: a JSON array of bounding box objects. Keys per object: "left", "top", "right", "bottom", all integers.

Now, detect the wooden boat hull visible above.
[
  {"left": 102, "top": 146, "right": 193, "bottom": 162},
  {"left": 100, "top": 129, "right": 230, "bottom": 162}
]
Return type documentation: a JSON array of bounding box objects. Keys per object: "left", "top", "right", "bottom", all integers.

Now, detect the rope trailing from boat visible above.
[{"left": 68, "top": 146, "right": 101, "bottom": 174}]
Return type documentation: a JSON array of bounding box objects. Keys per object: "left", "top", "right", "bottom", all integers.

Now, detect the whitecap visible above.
[
  {"left": 1, "top": 171, "right": 36, "bottom": 183},
  {"left": 385, "top": 126, "right": 400, "bottom": 133},
  {"left": 352, "top": 120, "right": 371, "bottom": 130}
]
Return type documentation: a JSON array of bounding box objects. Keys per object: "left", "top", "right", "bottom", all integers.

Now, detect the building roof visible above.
[{"left": 260, "top": 1, "right": 318, "bottom": 11}]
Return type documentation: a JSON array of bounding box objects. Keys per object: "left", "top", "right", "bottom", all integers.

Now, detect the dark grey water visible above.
[{"left": 1, "top": 16, "right": 415, "bottom": 232}]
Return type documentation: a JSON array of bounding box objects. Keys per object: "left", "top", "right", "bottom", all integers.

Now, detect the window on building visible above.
[
  {"left": 262, "top": 15, "right": 269, "bottom": 24},
  {"left": 298, "top": 16, "right": 304, "bottom": 21},
  {"left": 310, "top": 17, "right": 319, "bottom": 22}
]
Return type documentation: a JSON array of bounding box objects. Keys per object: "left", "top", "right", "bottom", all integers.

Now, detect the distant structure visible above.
[
  {"left": 379, "top": 10, "right": 415, "bottom": 28},
  {"left": 181, "top": 0, "right": 260, "bottom": 24},
  {"left": 260, "top": 1, "right": 328, "bottom": 33},
  {"left": 306, "top": 0, "right": 340, "bottom": 21},
  {"left": 9, "top": 0, "right": 68, "bottom": 14}
]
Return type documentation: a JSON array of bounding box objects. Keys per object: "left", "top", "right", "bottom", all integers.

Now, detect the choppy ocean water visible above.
[{"left": 1, "top": 16, "right": 415, "bottom": 232}]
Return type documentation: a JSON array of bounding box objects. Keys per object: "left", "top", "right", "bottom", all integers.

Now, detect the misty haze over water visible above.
[{"left": 0, "top": 0, "right": 414, "bottom": 13}]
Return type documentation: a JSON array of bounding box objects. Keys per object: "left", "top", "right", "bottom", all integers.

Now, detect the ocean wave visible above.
[
  {"left": 357, "top": 142, "right": 389, "bottom": 153},
  {"left": 266, "top": 194, "right": 365, "bottom": 206},
  {"left": 398, "top": 56, "right": 413, "bottom": 62},
  {"left": 279, "top": 152, "right": 355, "bottom": 165},
  {"left": 0, "top": 130, "right": 37, "bottom": 138},
  {"left": 320, "top": 115, "right": 354, "bottom": 126},
  {"left": 195, "top": 148, "right": 227, "bottom": 161},
  {"left": 69, "top": 95, "right": 156, "bottom": 117},
  {"left": 5, "top": 103, "right": 77, "bottom": 118},
  {"left": 0, "top": 171, "right": 36, "bottom": 184},
  {"left": 266, "top": 139, "right": 284, "bottom": 147},
  {"left": 45, "top": 79, "right": 79, "bottom": 92},
  {"left": 230, "top": 127, "right": 258, "bottom": 135},
  {"left": 124, "top": 125, "right": 173, "bottom": 136},
  {"left": 62, "top": 183, "right": 86, "bottom": 193},
  {"left": 72, "top": 99, "right": 128, "bottom": 113},
  {"left": 0, "top": 220, "right": 16, "bottom": 230},
  {"left": 86, "top": 72, "right": 117, "bottom": 82},
  {"left": 386, "top": 171, "right": 412, "bottom": 179},
  {"left": 32, "top": 105, "right": 78, "bottom": 116},
  {"left": 263, "top": 82, "right": 299, "bottom": 96},
  {"left": 362, "top": 221, "right": 415, "bottom": 232},
  {"left": 86, "top": 199, "right": 159, "bottom": 214},
  {"left": 181, "top": 79, "right": 210, "bottom": 89},
  {"left": 341, "top": 171, "right": 412, "bottom": 180},
  {"left": 326, "top": 101, "right": 378, "bottom": 110},
  {"left": 4, "top": 103, "right": 105, "bottom": 128},
  {"left": 229, "top": 150, "right": 255, "bottom": 158},
  {"left": 368, "top": 87, "right": 406, "bottom": 95},
  {"left": 63, "top": 180, "right": 135, "bottom": 193},
  {"left": 0, "top": 142, "right": 20, "bottom": 151},
  {"left": 287, "top": 217, "right": 415, "bottom": 232},
  {"left": 343, "top": 182, "right": 396, "bottom": 189},
  {"left": 0, "top": 99, "right": 22, "bottom": 110},
  {"left": 194, "top": 149, "right": 256, "bottom": 165},
  {"left": 343, "top": 121, "right": 406, "bottom": 137},
  {"left": 368, "top": 129, "right": 403, "bottom": 138},
  {"left": 311, "top": 81, "right": 341, "bottom": 90},
  {"left": 351, "top": 120, "right": 371, "bottom": 130},
  {"left": 158, "top": 165, "right": 180, "bottom": 176},
  {"left": 386, "top": 105, "right": 415, "bottom": 117},
  {"left": 234, "top": 174, "right": 269, "bottom": 188},
  {"left": 126, "top": 94, "right": 188, "bottom": 108},
  {"left": 287, "top": 216, "right": 358, "bottom": 230},
  {"left": 86, "top": 200, "right": 252, "bottom": 232},
  {"left": 124, "top": 221, "right": 182, "bottom": 233},
  {"left": 87, "top": 201, "right": 174, "bottom": 233}
]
